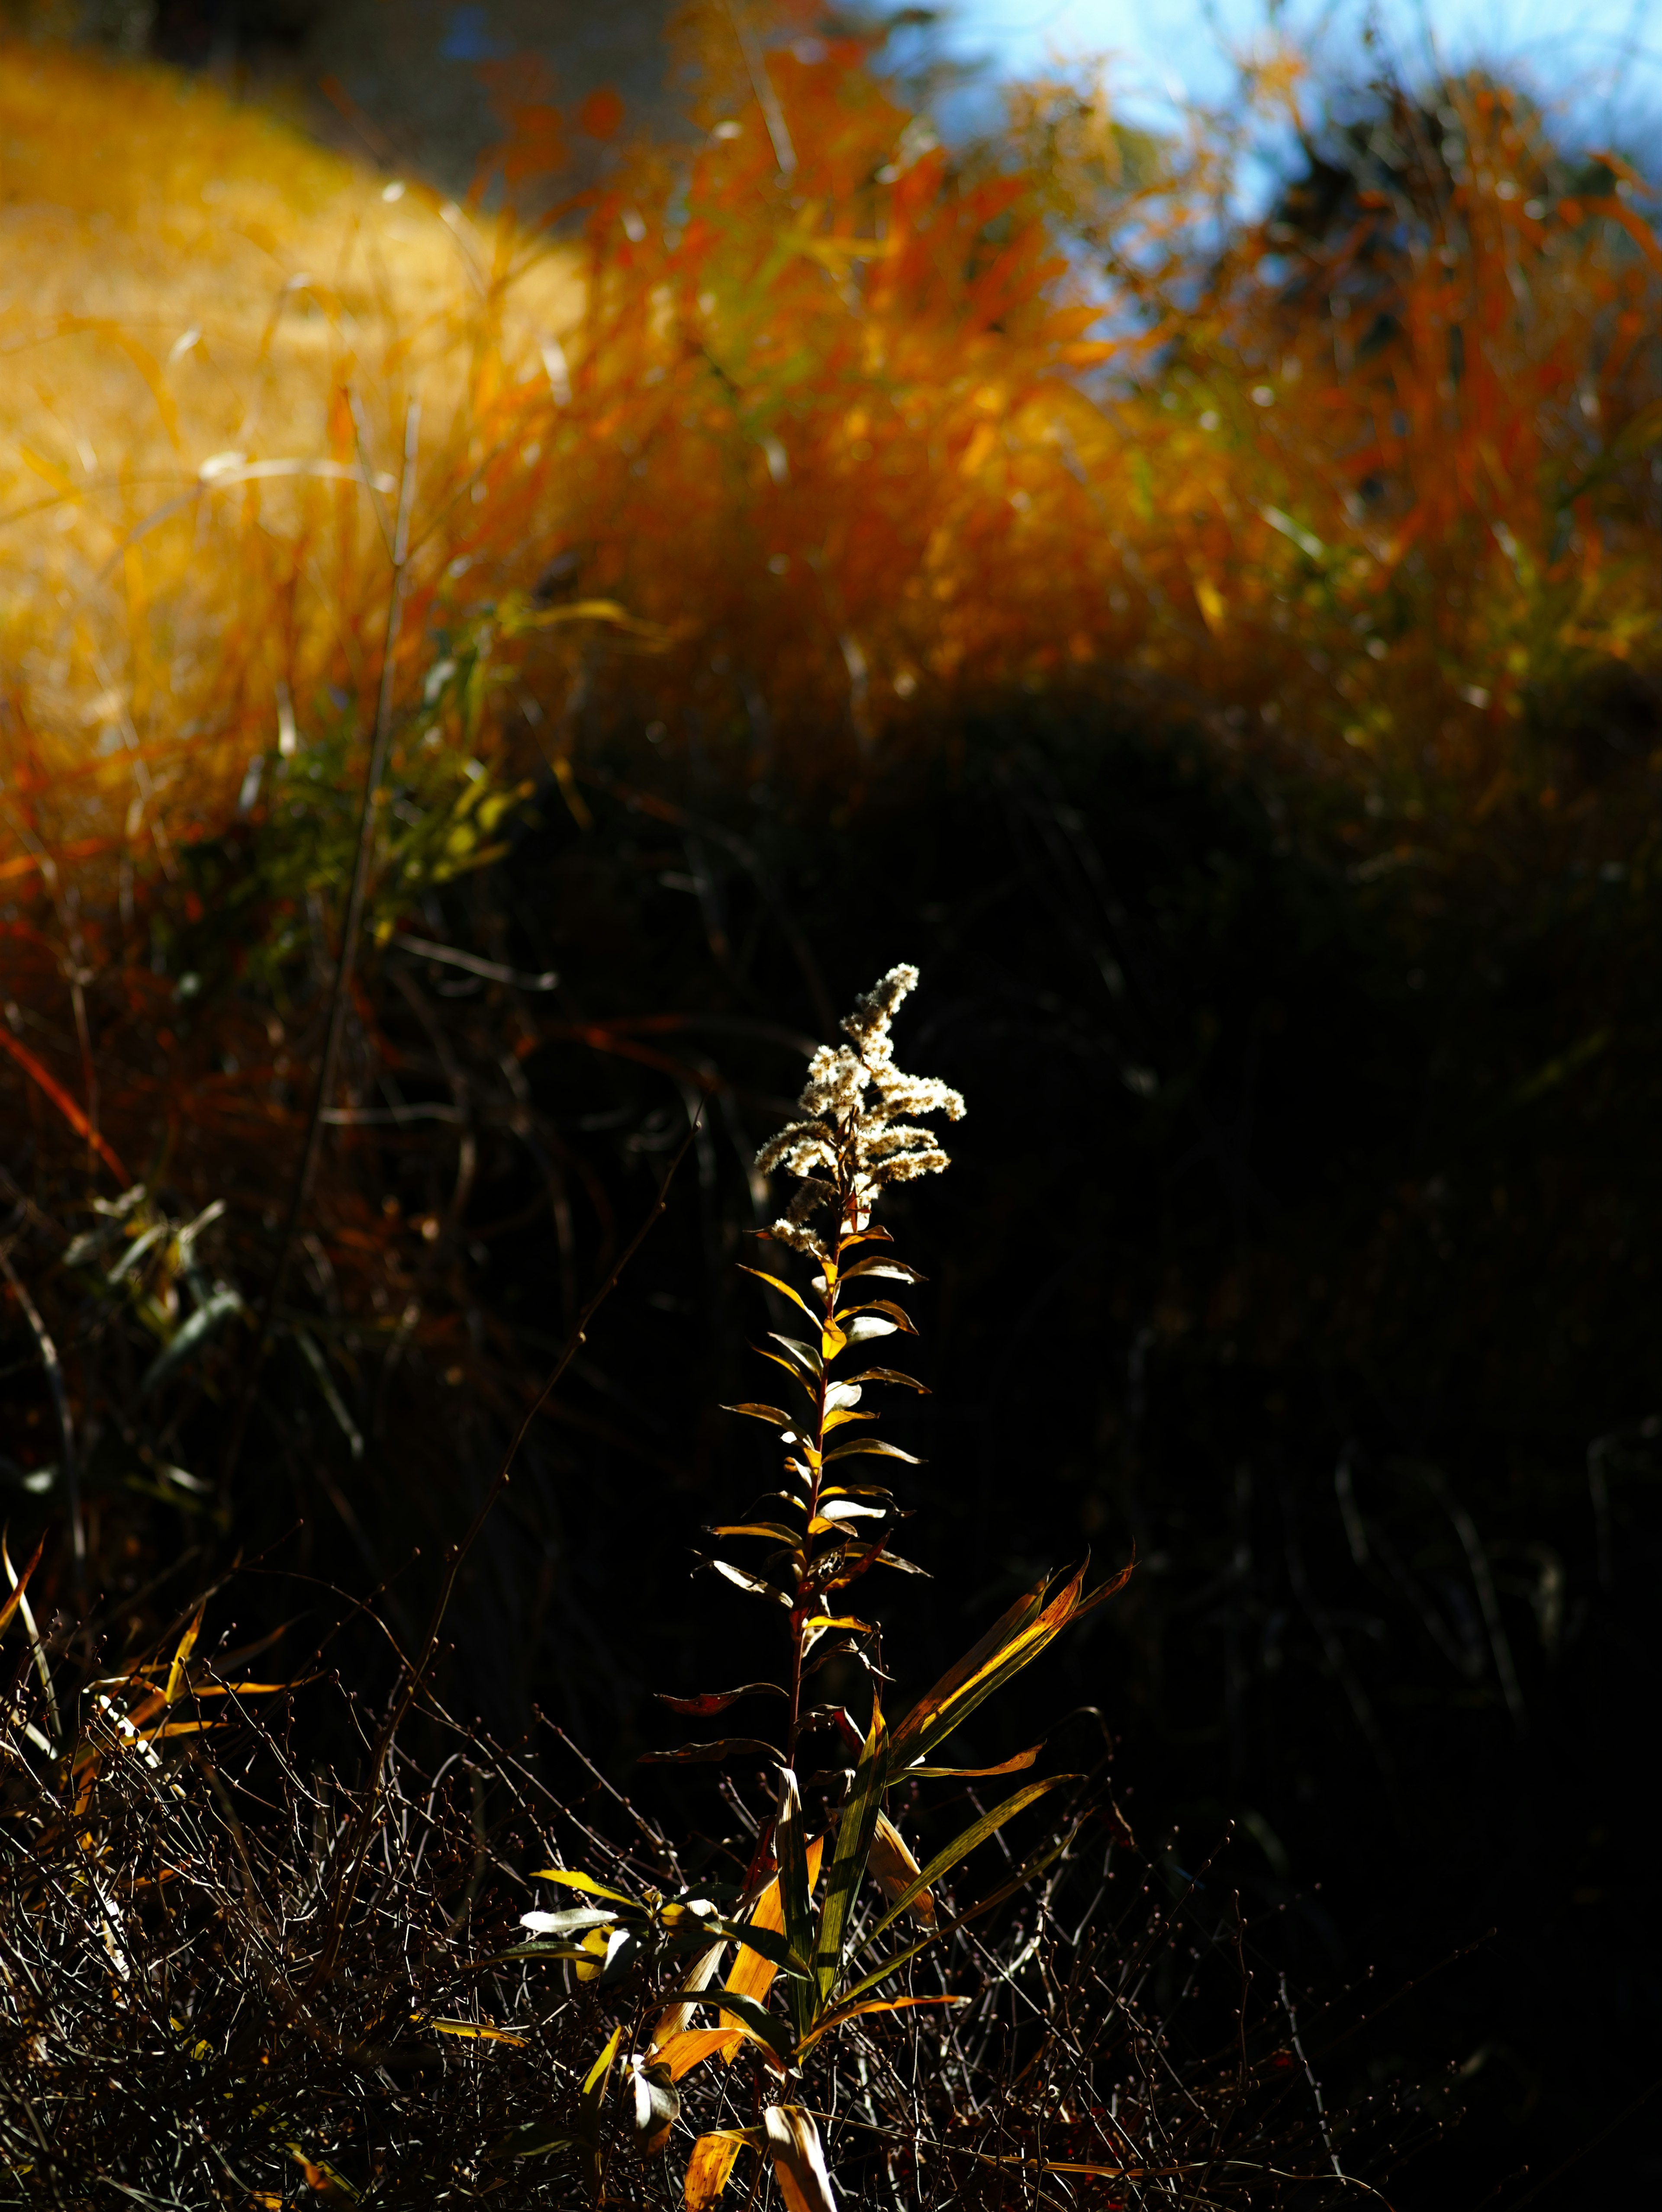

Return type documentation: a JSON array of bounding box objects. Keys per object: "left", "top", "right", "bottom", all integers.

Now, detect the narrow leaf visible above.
[
  {"left": 814, "top": 1698, "right": 886, "bottom": 2006},
  {"left": 840, "top": 1259, "right": 924, "bottom": 1283},
  {"left": 529, "top": 1868, "right": 637, "bottom": 1906},
  {"left": 867, "top": 1811, "right": 934, "bottom": 1926},
  {"left": 422, "top": 2015, "right": 527, "bottom": 2046},
  {"left": 766, "top": 1334, "right": 821, "bottom": 1373},
  {"left": 797, "top": 1994, "right": 966, "bottom": 2054},
  {"left": 723, "top": 1403, "right": 795, "bottom": 1429},
  {"left": 884, "top": 1560, "right": 1131, "bottom": 1776},
  {"left": 704, "top": 1558, "right": 792, "bottom": 1608},
  {"left": 582, "top": 2023, "right": 625, "bottom": 2104},
  {"left": 738, "top": 1266, "right": 818, "bottom": 1318},
  {"left": 774, "top": 1770, "right": 815, "bottom": 2039},
  {"left": 640, "top": 1737, "right": 782, "bottom": 1766},
  {"left": 763, "top": 2106, "right": 838, "bottom": 2212},
  {"left": 519, "top": 1906, "right": 617, "bottom": 1935},
  {"left": 851, "top": 1367, "right": 929, "bottom": 1392},
  {"left": 904, "top": 1745, "right": 1040, "bottom": 1779},
  {"left": 823, "top": 1439, "right": 921, "bottom": 1464},
  {"left": 656, "top": 1684, "right": 785, "bottom": 1717},
  {"left": 0, "top": 1535, "right": 45, "bottom": 1641},
  {"left": 685, "top": 2131, "right": 750, "bottom": 2211},
  {"left": 862, "top": 1778, "right": 1073, "bottom": 1949}
]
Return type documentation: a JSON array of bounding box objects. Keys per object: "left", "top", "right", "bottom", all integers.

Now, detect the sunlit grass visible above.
[{"left": 1, "top": 15, "right": 1657, "bottom": 914}]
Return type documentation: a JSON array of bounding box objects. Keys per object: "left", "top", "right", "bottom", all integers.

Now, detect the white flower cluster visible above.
[{"left": 755, "top": 965, "right": 964, "bottom": 1258}]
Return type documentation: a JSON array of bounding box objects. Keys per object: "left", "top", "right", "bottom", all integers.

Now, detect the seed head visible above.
[{"left": 756, "top": 965, "right": 963, "bottom": 1256}]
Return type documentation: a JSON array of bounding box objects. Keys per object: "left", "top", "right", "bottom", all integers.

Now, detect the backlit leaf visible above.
[
  {"left": 723, "top": 1402, "right": 795, "bottom": 1428},
  {"left": 684, "top": 2131, "right": 753, "bottom": 2210},
  {"left": 420, "top": 2014, "right": 527, "bottom": 2046},
  {"left": 762, "top": 2105, "right": 839, "bottom": 2212},
  {"left": 518, "top": 1905, "right": 617, "bottom": 1934},
  {"left": 862, "top": 1777, "right": 1073, "bottom": 1948},
  {"left": 904, "top": 1744, "right": 1040, "bottom": 1778},
  {"left": 866, "top": 1811, "right": 934, "bottom": 1926},
  {"left": 774, "top": 1769, "right": 815, "bottom": 2038},
  {"left": 767, "top": 1333, "right": 821, "bottom": 1372},
  {"left": 704, "top": 1558, "right": 792, "bottom": 1607},
  {"left": 0, "top": 1535, "right": 45, "bottom": 1641},
  {"left": 885, "top": 1559, "right": 1131, "bottom": 1778},
  {"left": 738, "top": 1265, "right": 819, "bottom": 1318},
  {"left": 813, "top": 1697, "right": 886, "bottom": 2006},
  {"left": 850, "top": 1367, "right": 930, "bottom": 1392},
  {"left": 529, "top": 1868, "right": 637, "bottom": 1906}
]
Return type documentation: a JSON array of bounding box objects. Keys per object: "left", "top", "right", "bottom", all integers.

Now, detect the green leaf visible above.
[
  {"left": 708, "top": 1522, "right": 803, "bottom": 1546},
  {"left": 706, "top": 1919, "right": 810, "bottom": 1978},
  {"left": 774, "top": 1770, "right": 816, "bottom": 2041},
  {"left": 860, "top": 1777, "right": 1073, "bottom": 1950},
  {"left": 503, "top": 2118, "right": 577, "bottom": 2159},
  {"left": 840, "top": 1259, "right": 925, "bottom": 1283},
  {"left": 812, "top": 1699, "right": 886, "bottom": 2009},
  {"left": 137, "top": 1286, "right": 247, "bottom": 1397}
]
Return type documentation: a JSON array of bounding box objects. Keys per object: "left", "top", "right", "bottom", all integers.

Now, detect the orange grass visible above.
[
  {"left": 0, "top": 19, "right": 1657, "bottom": 1191},
  {"left": 1, "top": 28, "right": 1657, "bottom": 858}
]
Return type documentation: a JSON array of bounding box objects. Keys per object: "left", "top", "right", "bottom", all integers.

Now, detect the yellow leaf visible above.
[
  {"left": 685, "top": 2131, "right": 753, "bottom": 2211},
  {"left": 763, "top": 2106, "right": 837, "bottom": 2212},
  {"left": 418, "top": 2014, "right": 527, "bottom": 2046},
  {"left": 867, "top": 1812, "right": 934, "bottom": 1926},
  {"left": 164, "top": 1602, "right": 206, "bottom": 1705}
]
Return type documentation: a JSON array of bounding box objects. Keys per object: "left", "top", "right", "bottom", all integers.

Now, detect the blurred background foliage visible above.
[{"left": 1, "top": 1, "right": 1659, "bottom": 2202}]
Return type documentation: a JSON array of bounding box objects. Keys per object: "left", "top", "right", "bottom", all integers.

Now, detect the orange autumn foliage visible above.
[{"left": 1, "top": 25, "right": 1657, "bottom": 871}]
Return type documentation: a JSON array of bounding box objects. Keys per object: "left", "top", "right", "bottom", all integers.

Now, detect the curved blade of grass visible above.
[{"left": 859, "top": 1776, "right": 1073, "bottom": 1951}]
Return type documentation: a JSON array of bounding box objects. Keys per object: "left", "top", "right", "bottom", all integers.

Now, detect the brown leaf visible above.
[
  {"left": 639, "top": 1738, "right": 782, "bottom": 1765},
  {"left": 866, "top": 1811, "right": 935, "bottom": 1926},
  {"left": 655, "top": 1684, "right": 786, "bottom": 1717}
]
